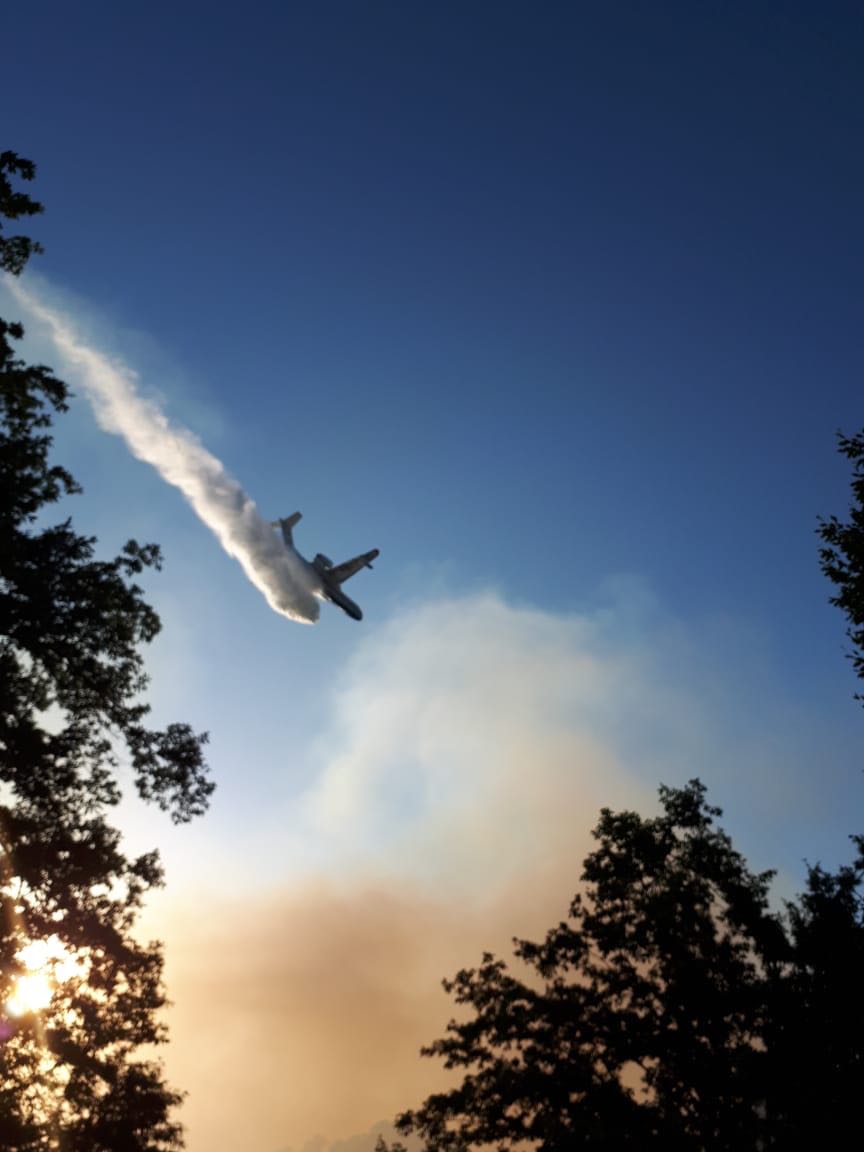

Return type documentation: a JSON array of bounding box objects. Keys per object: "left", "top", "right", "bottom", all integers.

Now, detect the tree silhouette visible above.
[
  {"left": 0, "top": 152, "right": 43, "bottom": 275},
  {"left": 819, "top": 429, "right": 864, "bottom": 702},
  {"left": 381, "top": 783, "right": 864, "bottom": 1152},
  {"left": 382, "top": 781, "right": 785, "bottom": 1152},
  {"left": 764, "top": 846, "right": 864, "bottom": 1148},
  {"left": 379, "top": 430, "right": 864, "bottom": 1152},
  {"left": 1, "top": 154, "right": 212, "bottom": 1148}
]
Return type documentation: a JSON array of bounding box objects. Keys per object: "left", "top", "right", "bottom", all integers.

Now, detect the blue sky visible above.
[
  {"left": 10, "top": 3, "right": 863, "bottom": 629},
  {"left": 4, "top": 4, "right": 864, "bottom": 1150}
]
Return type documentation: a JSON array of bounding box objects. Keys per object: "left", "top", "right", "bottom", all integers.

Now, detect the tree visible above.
[
  {"left": 382, "top": 784, "right": 864, "bottom": 1152},
  {"left": 818, "top": 429, "right": 864, "bottom": 701},
  {"left": 1, "top": 154, "right": 212, "bottom": 1148},
  {"left": 0, "top": 152, "right": 44, "bottom": 275},
  {"left": 380, "top": 429, "right": 864, "bottom": 1152},
  {"left": 763, "top": 846, "right": 864, "bottom": 1148},
  {"left": 383, "top": 781, "right": 786, "bottom": 1152}
]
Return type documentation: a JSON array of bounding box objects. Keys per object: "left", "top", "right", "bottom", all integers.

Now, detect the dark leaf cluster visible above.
[{"left": 0, "top": 153, "right": 44, "bottom": 275}]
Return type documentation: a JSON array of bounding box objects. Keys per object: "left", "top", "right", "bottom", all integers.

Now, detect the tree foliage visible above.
[
  {"left": 385, "top": 782, "right": 784, "bottom": 1151},
  {"left": 383, "top": 783, "right": 864, "bottom": 1152},
  {"left": 381, "top": 429, "right": 864, "bottom": 1152},
  {"left": 0, "top": 154, "right": 212, "bottom": 1148},
  {"left": 762, "top": 845, "right": 864, "bottom": 1148},
  {"left": 819, "top": 429, "right": 864, "bottom": 701},
  {"left": 0, "top": 153, "right": 44, "bottom": 275}
]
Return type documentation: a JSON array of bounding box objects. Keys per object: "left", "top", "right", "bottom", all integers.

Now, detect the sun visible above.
[
  {"left": 4, "top": 937, "right": 82, "bottom": 1018},
  {"left": 6, "top": 970, "right": 53, "bottom": 1017}
]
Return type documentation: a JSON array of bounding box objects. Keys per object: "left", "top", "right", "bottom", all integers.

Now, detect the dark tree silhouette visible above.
[
  {"left": 764, "top": 846, "right": 864, "bottom": 1148},
  {"left": 0, "top": 152, "right": 44, "bottom": 275},
  {"left": 1, "top": 154, "right": 212, "bottom": 1148},
  {"left": 819, "top": 429, "right": 864, "bottom": 701},
  {"left": 381, "top": 785, "right": 864, "bottom": 1152},
  {"left": 379, "top": 430, "right": 864, "bottom": 1152},
  {"left": 382, "top": 781, "right": 786, "bottom": 1152}
]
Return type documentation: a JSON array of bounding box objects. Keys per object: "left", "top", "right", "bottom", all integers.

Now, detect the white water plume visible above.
[{"left": 7, "top": 278, "right": 320, "bottom": 623}]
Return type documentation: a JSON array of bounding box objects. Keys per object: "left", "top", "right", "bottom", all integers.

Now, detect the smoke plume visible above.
[{"left": 7, "top": 279, "right": 320, "bottom": 623}]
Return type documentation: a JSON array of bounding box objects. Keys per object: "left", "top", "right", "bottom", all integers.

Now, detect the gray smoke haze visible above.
[
  {"left": 145, "top": 592, "right": 658, "bottom": 1151},
  {"left": 7, "top": 278, "right": 320, "bottom": 624},
  {"left": 132, "top": 589, "right": 826, "bottom": 1151}
]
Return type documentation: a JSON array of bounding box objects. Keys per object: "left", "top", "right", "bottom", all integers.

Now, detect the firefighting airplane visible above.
[{"left": 271, "top": 512, "right": 379, "bottom": 621}]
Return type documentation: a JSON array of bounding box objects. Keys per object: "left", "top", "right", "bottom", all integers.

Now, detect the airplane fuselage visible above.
[
  {"left": 310, "top": 554, "right": 364, "bottom": 619},
  {"left": 273, "top": 513, "right": 376, "bottom": 622},
  {"left": 285, "top": 546, "right": 364, "bottom": 621}
]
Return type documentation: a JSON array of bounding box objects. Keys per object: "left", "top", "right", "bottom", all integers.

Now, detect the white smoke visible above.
[{"left": 7, "top": 278, "right": 321, "bottom": 624}]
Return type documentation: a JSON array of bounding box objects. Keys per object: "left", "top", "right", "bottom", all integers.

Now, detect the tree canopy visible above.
[
  {"left": 380, "top": 430, "right": 864, "bottom": 1151},
  {"left": 1, "top": 153, "right": 212, "bottom": 1148},
  {"left": 382, "top": 781, "right": 864, "bottom": 1152},
  {"left": 384, "top": 781, "right": 784, "bottom": 1151},
  {"left": 819, "top": 429, "right": 864, "bottom": 702},
  {"left": 0, "top": 153, "right": 44, "bottom": 275}
]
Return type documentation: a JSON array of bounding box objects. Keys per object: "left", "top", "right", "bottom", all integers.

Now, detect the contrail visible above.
[{"left": 7, "top": 278, "right": 320, "bottom": 624}]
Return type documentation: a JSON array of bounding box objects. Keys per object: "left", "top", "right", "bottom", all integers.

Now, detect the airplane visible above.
[{"left": 272, "top": 512, "right": 379, "bottom": 621}]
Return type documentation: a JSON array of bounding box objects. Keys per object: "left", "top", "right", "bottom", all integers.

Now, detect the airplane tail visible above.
[{"left": 272, "top": 511, "right": 302, "bottom": 546}]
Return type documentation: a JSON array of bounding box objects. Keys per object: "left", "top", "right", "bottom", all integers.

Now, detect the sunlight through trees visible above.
[{"left": 1, "top": 152, "right": 212, "bottom": 1150}]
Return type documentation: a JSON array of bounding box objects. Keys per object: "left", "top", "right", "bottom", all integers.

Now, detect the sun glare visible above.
[
  {"left": 4, "top": 937, "right": 82, "bottom": 1018},
  {"left": 6, "top": 971, "right": 53, "bottom": 1017}
]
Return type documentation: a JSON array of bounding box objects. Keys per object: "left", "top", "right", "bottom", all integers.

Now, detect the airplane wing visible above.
[{"left": 328, "top": 549, "right": 380, "bottom": 585}]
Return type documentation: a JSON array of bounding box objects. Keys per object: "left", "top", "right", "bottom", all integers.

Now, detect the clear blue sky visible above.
[
  {"left": 9, "top": 2, "right": 862, "bottom": 626},
  {"left": 3, "top": 4, "right": 864, "bottom": 1149}
]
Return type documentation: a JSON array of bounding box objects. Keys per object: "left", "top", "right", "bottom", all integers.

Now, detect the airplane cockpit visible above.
[{"left": 313, "top": 553, "right": 333, "bottom": 571}]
